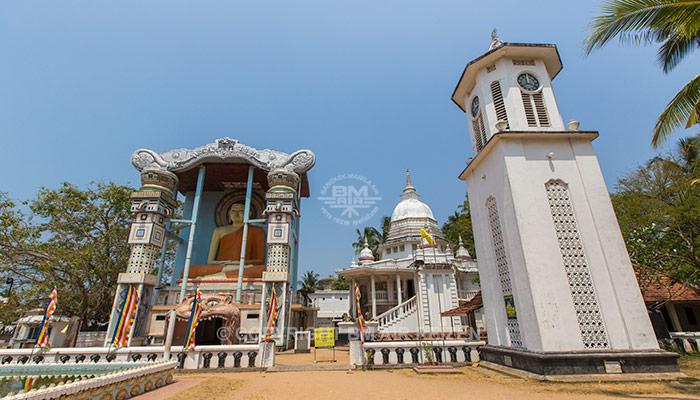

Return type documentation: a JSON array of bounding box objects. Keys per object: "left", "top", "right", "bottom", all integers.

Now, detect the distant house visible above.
[
  {"left": 641, "top": 276, "right": 700, "bottom": 334},
  {"left": 317, "top": 275, "right": 335, "bottom": 291},
  {"left": 9, "top": 308, "right": 79, "bottom": 349}
]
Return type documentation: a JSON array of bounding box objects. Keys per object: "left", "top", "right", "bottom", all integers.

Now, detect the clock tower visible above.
[{"left": 452, "top": 33, "right": 679, "bottom": 376}]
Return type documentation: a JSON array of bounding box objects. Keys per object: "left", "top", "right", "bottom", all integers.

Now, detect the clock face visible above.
[
  {"left": 517, "top": 73, "right": 540, "bottom": 91},
  {"left": 471, "top": 96, "right": 480, "bottom": 118}
]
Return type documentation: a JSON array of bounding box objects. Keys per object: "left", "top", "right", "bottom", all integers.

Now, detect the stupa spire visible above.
[
  {"left": 401, "top": 169, "right": 420, "bottom": 200},
  {"left": 456, "top": 234, "right": 472, "bottom": 260},
  {"left": 359, "top": 235, "right": 375, "bottom": 263}
]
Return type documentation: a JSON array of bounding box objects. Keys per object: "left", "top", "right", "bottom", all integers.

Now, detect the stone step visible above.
[{"left": 413, "top": 365, "right": 462, "bottom": 374}]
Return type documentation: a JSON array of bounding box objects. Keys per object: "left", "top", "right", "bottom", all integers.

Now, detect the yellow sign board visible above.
[{"left": 314, "top": 328, "right": 335, "bottom": 348}]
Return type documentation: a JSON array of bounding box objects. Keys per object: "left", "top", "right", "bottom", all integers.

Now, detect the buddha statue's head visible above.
[{"left": 227, "top": 203, "right": 246, "bottom": 225}]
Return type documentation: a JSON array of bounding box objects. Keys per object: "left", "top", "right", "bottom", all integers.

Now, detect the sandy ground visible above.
[{"left": 157, "top": 351, "right": 700, "bottom": 400}]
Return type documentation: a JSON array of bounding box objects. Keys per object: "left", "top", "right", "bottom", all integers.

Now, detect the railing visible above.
[
  {"left": 375, "top": 291, "right": 389, "bottom": 301},
  {"left": 377, "top": 296, "right": 417, "bottom": 327},
  {"left": 458, "top": 290, "right": 479, "bottom": 300},
  {"left": 350, "top": 340, "right": 484, "bottom": 366},
  {"left": 665, "top": 332, "right": 700, "bottom": 353},
  {"left": 0, "top": 344, "right": 266, "bottom": 370},
  {"left": 2, "top": 360, "right": 178, "bottom": 400}
]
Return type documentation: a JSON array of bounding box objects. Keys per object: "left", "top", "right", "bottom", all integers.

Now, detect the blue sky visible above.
[{"left": 2, "top": 1, "right": 699, "bottom": 279}]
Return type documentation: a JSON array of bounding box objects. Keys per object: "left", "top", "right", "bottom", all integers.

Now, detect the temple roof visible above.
[{"left": 130, "top": 138, "right": 315, "bottom": 197}]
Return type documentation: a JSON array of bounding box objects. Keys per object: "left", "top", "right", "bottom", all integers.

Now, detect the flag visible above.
[
  {"left": 354, "top": 283, "right": 366, "bottom": 343},
  {"left": 183, "top": 285, "right": 202, "bottom": 351},
  {"left": 35, "top": 287, "right": 57, "bottom": 348},
  {"left": 110, "top": 285, "right": 139, "bottom": 348},
  {"left": 23, "top": 376, "right": 37, "bottom": 392},
  {"left": 264, "top": 289, "right": 279, "bottom": 342},
  {"left": 420, "top": 228, "right": 435, "bottom": 246}
]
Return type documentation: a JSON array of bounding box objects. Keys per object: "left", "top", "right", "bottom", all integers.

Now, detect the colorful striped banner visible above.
[
  {"left": 35, "top": 287, "right": 57, "bottom": 348},
  {"left": 184, "top": 285, "right": 202, "bottom": 351},
  {"left": 264, "top": 289, "right": 279, "bottom": 343},
  {"left": 110, "top": 285, "right": 139, "bottom": 348},
  {"left": 354, "top": 283, "right": 366, "bottom": 343}
]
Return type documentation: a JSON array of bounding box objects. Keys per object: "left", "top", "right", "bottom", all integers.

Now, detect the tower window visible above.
[
  {"left": 490, "top": 80, "right": 509, "bottom": 129},
  {"left": 470, "top": 96, "right": 487, "bottom": 152}
]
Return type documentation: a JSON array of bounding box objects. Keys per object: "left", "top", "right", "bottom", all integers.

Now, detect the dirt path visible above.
[{"left": 162, "top": 366, "right": 700, "bottom": 400}]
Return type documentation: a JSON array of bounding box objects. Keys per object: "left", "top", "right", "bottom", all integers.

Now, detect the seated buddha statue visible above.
[{"left": 184, "top": 203, "right": 266, "bottom": 280}]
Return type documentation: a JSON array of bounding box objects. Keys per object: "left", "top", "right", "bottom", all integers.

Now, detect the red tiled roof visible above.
[
  {"left": 640, "top": 275, "right": 700, "bottom": 303},
  {"left": 442, "top": 291, "right": 482, "bottom": 315}
]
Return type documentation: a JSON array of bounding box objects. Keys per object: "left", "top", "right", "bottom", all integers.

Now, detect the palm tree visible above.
[
  {"left": 380, "top": 216, "right": 391, "bottom": 241},
  {"left": 584, "top": 0, "right": 700, "bottom": 147},
  {"left": 298, "top": 271, "right": 320, "bottom": 292},
  {"left": 351, "top": 226, "right": 382, "bottom": 257}
]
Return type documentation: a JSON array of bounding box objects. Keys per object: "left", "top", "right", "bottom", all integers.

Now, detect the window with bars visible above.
[
  {"left": 490, "top": 80, "right": 509, "bottom": 128},
  {"left": 521, "top": 90, "right": 550, "bottom": 127}
]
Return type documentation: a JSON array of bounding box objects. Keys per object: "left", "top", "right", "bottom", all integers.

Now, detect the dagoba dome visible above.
[
  {"left": 383, "top": 170, "right": 444, "bottom": 247},
  {"left": 390, "top": 170, "right": 436, "bottom": 222}
]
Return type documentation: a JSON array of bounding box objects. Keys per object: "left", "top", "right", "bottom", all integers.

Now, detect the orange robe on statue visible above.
[{"left": 184, "top": 226, "right": 266, "bottom": 280}]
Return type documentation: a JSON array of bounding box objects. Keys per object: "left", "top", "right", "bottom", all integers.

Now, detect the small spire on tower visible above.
[
  {"left": 456, "top": 234, "right": 472, "bottom": 260},
  {"left": 401, "top": 169, "right": 420, "bottom": 200},
  {"left": 359, "top": 235, "right": 375, "bottom": 263},
  {"left": 488, "top": 28, "right": 504, "bottom": 51}
]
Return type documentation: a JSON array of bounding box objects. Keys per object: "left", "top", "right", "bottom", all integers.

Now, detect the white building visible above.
[
  {"left": 307, "top": 290, "right": 350, "bottom": 328},
  {"left": 451, "top": 33, "right": 678, "bottom": 374},
  {"left": 337, "top": 171, "right": 482, "bottom": 336}
]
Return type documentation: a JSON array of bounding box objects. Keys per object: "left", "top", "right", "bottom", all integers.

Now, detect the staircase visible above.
[{"left": 377, "top": 296, "right": 418, "bottom": 332}]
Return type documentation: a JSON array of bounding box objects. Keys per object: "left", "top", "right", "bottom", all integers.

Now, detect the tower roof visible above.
[{"left": 451, "top": 40, "right": 562, "bottom": 112}]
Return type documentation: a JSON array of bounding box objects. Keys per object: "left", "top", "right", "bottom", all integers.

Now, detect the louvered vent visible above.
[
  {"left": 490, "top": 81, "right": 509, "bottom": 128},
  {"left": 521, "top": 91, "right": 537, "bottom": 127},
  {"left": 478, "top": 114, "right": 487, "bottom": 146},
  {"left": 532, "top": 92, "right": 550, "bottom": 126},
  {"left": 472, "top": 119, "right": 484, "bottom": 151}
]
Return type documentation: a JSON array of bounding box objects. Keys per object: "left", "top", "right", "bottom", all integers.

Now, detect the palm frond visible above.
[
  {"left": 658, "top": 32, "right": 700, "bottom": 72},
  {"left": 584, "top": 0, "right": 700, "bottom": 55},
  {"left": 652, "top": 72, "right": 700, "bottom": 147}
]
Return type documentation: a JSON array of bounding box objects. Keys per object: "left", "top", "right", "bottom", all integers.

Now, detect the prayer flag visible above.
[
  {"left": 35, "top": 287, "right": 57, "bottom": 348},
  {"left": 264, "top": 289, "right": 279, "bottom": 342},
  {"left": 420, "top": 228, "right": 435, "bottom": 246},
  {"left": 110, "top": 285, "right": 139, "bottom": 348},
  {"left": 183, "top": 285, "right": 202, "bottom": 351},
  {"left": 354, "top": 283, "right": 366, "bottom": 343}
]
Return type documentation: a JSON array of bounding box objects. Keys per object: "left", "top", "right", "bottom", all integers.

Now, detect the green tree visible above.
[
  {"left": 584, "top": 0, "right": 700, "bottom": 147},
  {"left": 612, "top": 136, "right": 700, "bottom": 295},
  {"left": 380, "top": 216, "right": 391, "bottom": 241},
  {"left": 330, "top": 274, "right": 350, "bottom": 290},
  {"left": 441, "top": 196, "right": 476, "bottom": 258},
  {"left": 351, "top": 226, "right": 382, "bottom": 258},
  {"left": 298, "top": 270, "right": 320, "bottom": 292},
  {"left": 0, "top": 183, "right": 134, "bottom": 325}
]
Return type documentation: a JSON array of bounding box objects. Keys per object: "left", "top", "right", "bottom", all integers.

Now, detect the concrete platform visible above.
[{"left": 479, "top": 361, "right": 686, "bottom": 382}]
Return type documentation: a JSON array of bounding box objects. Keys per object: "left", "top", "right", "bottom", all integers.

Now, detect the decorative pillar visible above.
[
  {"left": 105, "top": 169, "right": 178, "bottom": 346},
  {"left": 370, "top": 275, "right": 377, "bottom": 318},
  {"left": 258, "top": 168, "right": 300, "bottom": 347},
  {"left": 350, "top": 279, "right": 356, "bottom": 317},
  {"left": 396, "top": 275, "right": 402, "bottom": 304}
]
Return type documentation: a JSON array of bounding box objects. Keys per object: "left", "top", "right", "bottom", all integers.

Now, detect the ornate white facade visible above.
[{"left": 337, "top": 171, "right": 483, "bottom": 336}]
